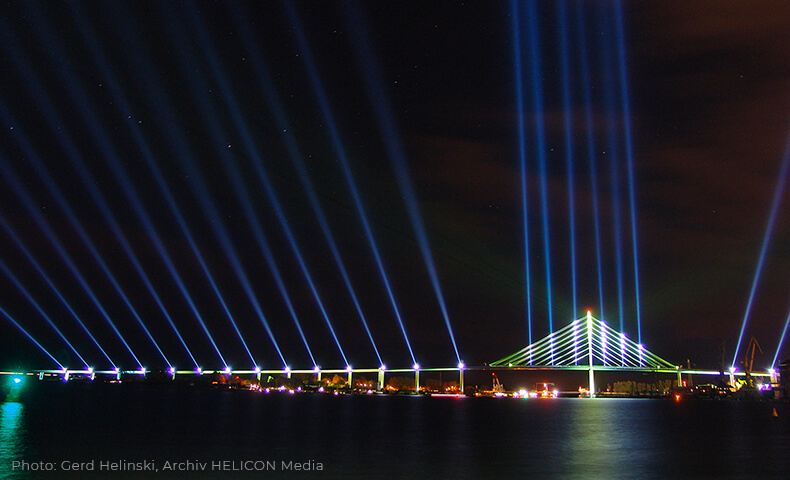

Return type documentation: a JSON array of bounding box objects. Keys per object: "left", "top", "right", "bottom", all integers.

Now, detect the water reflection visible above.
[
  {"left": 564, "top": 399, "right": 662, "bottom": 480},
  {"left": 1, "top": 385, "right": 785, "bottom": 480},
  {"left": 0, "top": 401, "right": 28, "bottom": 479}
]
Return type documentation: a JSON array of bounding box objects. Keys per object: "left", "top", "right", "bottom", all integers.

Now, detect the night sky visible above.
[{"left": 1, "top": 1, "right": 790, "bottom": 372}]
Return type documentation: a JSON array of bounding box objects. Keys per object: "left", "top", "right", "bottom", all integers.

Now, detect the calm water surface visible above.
[{"left": 1, "top": 382, "right": 788, "bottom": 479}]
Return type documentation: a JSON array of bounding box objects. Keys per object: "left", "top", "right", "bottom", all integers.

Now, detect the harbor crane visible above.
[{"left": 742, "top": 336, "right": 762, "bottom": 388}]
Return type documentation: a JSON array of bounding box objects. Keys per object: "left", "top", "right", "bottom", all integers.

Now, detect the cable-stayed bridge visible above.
[
  {"left": 5, "top": 312, "right": 776, "bottom": 397},
  {"left": 490, "top": 312, "right": 776, "bottom": 394}
]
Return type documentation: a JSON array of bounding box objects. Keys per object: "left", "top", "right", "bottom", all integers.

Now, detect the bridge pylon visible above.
[{"left": 491, "top": 311, "right": 679, "bottom": 396}]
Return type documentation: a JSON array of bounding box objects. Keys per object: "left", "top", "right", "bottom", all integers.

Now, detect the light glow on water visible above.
[
  {"left": 0, "top": 402, "right": 25, "bottom": 474},
  {"left": 4, "top": 381, "right": 790, "bottom": 479}
]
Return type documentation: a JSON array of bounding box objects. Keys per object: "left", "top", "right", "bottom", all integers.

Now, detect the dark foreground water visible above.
[{"left": 1, "top": 382, "right": 788, "bottom": 480}]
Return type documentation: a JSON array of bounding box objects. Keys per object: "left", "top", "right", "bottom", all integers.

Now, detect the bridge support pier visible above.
[
  {"left": 676, "top": 369, "right": 682, "bottom": 387},
  {"left": 459, "top": 369, "right": 464, "bottom": 393},
  {"left": 377, "top": 369, "right": 384, "bottom": 392},
  {"left": 414, "top": 370, "right": 420, "bottom": 393},
  {"left": 347, "top": 370, "right": 352, "bottom": 389},
  {"left": 587, "top": 311, "right": 595, "bottom": 397}
]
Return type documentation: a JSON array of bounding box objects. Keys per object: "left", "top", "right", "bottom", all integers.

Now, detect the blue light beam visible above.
[
  {"left": 733, "top": 129, "right": 790, "bottom": 365},
  {"left": 164, "top": 5, "right": 322, "bottom": 367},
  {"left": 0, "top": 256, "right": 89, "bottom": 369},
  {"left": 2, "top": 105, "right": 173, "bottom": 369},
  {"left": 0, "top": 215, "right": 116, "bottom": 369},
  {"left": 772, "top": 303, "right": 790, "bottom": 368},
  {"left": 511, "top": 0, "right": 534, "bottom": 353},
  {"left": 614, "top": 0, "right": 643, "bottom": 344},
  {"left": 285, "top": 1, "right": 406, "bottom": 365},
  {"left": 557, "top": 0, "right": 578, "bottom": 318},
  {"left": 599, "top": 7, "right": 626, "bottom": 332},
  {"left": 343, "top": 0, "right": 461, "bottom": 363},
  {"left": 0, "top": 14, "right": 172, "bottom": 368},
  {"left": 525, "top": 0, "right": 554, "bottom": 362},
  {"left": 100, "top": 2, "right": 285, "bottom": 368},
  {"left": 234, "top": 0, "right": 416, "bottom": 364},
  {"left": 575, "top": 2, "right": 606, "bottom": 319},
  {"left": 0, "top": 153, "right": 143, "bottom": 370},
  {"left": 71, "top": 4, "right": 270, "bottom": 367},
  {"left": 182, "top": 5, "right": 347, "bottom": 368},
  {"left": 0, "top": 304, "right": 64, "bottom": 369},
  {"left": 245, "top": 2, "right": 414, "bottom": 365},
  {"left": 62, "top": 2, "right": 205, "bottom": 370}
]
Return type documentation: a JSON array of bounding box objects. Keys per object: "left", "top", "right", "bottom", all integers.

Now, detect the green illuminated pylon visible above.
[
  {"left": 491, "top": 312, "right": 676, "bottom": 370},
  {"left": 587, "top": 311, "right": 595, "bottom": 396}
]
